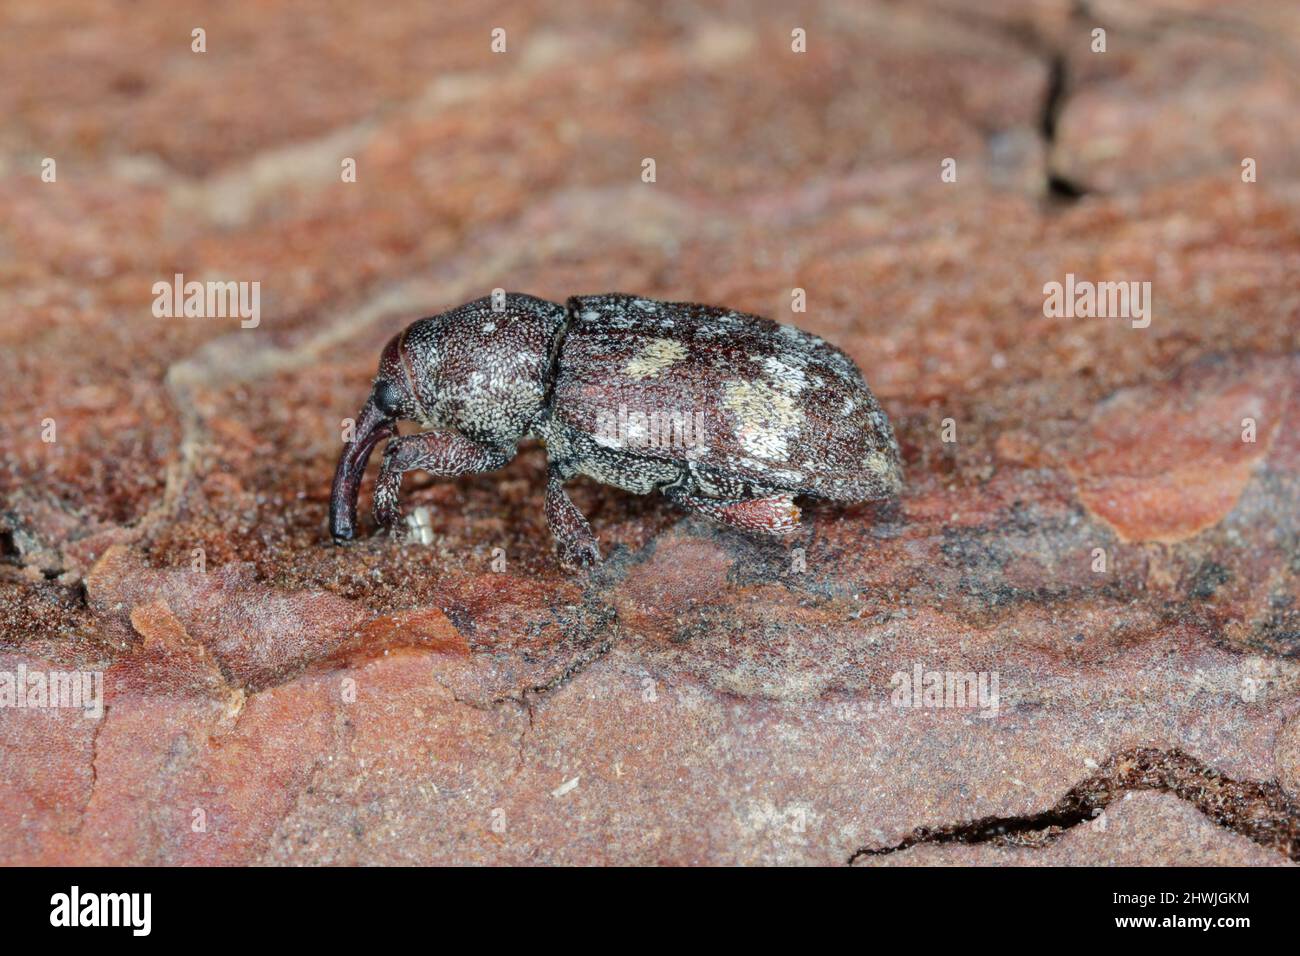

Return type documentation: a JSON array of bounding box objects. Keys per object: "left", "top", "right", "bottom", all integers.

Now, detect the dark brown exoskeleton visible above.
[{"left": 330, "top": 293, "right": 902, "bottom": 567}]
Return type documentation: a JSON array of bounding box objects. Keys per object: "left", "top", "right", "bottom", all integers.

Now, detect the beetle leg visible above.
[
  {"left": 665, "top": 490, "right": 802, "bottom": 535},
  {"left": 372, "top": 431, "right": 511, "bottom": 531},
  {"left": 544, "top": 471, "right": 601, "bottom": 567}
]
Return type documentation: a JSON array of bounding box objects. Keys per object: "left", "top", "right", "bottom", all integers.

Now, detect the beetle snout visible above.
[{"left": 329, "top": 394, "right": 396, "bottom": 542}]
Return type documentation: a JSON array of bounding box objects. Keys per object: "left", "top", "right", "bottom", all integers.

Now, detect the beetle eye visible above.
[{"left": 373, "top": 380, "right": 402, "bottom": 416}]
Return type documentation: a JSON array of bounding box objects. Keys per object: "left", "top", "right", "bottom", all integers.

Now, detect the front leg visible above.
[
  {"left": 544, "top": 470, "right": 601, "bottom": 567},
  {"left": 373, "top": 431, "right": 511, "bottom": 531}
]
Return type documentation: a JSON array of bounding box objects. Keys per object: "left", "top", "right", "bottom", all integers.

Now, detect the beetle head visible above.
[{"left": 329, "top": 294, "right": 569, "bottom": 542}]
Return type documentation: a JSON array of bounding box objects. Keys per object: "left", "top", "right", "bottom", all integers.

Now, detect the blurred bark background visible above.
[{"left": 1, "top": 1, "right": 1298, "bottom": 864}]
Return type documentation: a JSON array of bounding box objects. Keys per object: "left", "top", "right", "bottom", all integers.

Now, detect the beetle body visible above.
[{"left": 330, "top": 293, "right": 902, "bottom": 566}]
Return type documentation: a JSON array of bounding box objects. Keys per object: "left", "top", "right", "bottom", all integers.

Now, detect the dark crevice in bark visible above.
[{"left": 848, "top": 747, "right": 1300, "bottom": 864}]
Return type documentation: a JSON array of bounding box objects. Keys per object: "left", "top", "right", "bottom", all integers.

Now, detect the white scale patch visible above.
[
  {"left": 723, "top": 380, "right": 801, "bottom": 461},
  {"left": 863, "top": 450, "right": 894, "bottom": 475},
  {"left": 761, "top": 355, "right": 808, "bottom": 394},
  {"left": 623, "top": 337, "right": 688, "bottom": 380}
]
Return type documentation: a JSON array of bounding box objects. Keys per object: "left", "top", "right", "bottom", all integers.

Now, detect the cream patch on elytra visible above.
[
  {"left": 863, "top": 450, "right": 894, "bottom": 475},
  {"left": 761, "top": 355, "right": 808, "bottom": 394},
  {"left": 623, "top": 338, "right": 687, "bottom": 380},
  {"left": 723, "top": 380, "right": 801, "bottom": 461}
]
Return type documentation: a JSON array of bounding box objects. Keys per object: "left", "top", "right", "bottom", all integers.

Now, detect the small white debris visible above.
[
  {"left": 551, "top": 776, "right": 580, "bottom": 798},
  {"left": 406, "top": 507, "right": 434, "bottom": 546}
]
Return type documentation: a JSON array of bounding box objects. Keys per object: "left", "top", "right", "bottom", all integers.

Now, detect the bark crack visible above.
[{"left": 847, "top": 747, "right": 1300, "bottom": 864}]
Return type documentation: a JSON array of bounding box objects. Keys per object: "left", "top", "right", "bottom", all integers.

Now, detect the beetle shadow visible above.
[{"left": 717, "top": 496, "right": 906, "bottom": 591}]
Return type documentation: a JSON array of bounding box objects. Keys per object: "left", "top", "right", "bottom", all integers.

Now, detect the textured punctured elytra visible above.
[{"left": 330, "top": 293, "right": 903, "bottom": 568}]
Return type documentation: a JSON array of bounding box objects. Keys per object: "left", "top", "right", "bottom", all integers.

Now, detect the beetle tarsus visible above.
[{"left": 372, "top": 441, "right": 407, "bottom": 530}]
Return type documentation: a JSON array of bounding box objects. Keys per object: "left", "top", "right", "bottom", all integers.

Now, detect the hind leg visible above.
[{"left": 664, "top": 488, "right": 802, "bottom": 535}]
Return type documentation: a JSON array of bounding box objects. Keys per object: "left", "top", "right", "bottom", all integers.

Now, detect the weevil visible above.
[{"left": 329, "top": 293, "right": 903, "bottom": 567}]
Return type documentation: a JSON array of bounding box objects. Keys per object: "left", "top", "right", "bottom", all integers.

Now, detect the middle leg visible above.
[{"left": 544, "top": 468, "right": 601, "bottom": 567}]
